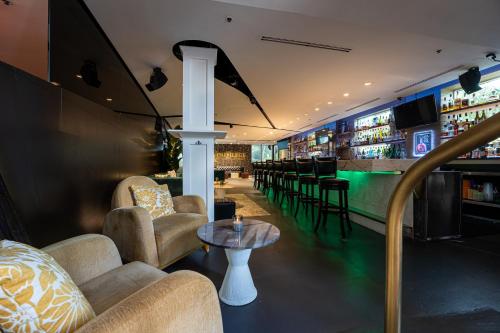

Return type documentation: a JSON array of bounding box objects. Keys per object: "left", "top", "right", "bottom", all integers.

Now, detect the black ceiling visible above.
[{"left": 49, "top": 0, "right": 158, "bottom": 118}]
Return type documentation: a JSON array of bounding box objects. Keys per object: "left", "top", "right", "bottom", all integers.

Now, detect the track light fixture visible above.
[
  {"left": 486, "top": 52, "right": 500, "bottom": 63},
  {"left": 80, "top": 60, "right": 101, "bottom": 88},
  {"left": 146, "top": 67, "right": 168, "bottom": 92}
]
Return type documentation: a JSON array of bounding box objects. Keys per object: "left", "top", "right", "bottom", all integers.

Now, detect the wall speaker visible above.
[{"left": 459, "top": 67, "right": 482, "bottom": 94}]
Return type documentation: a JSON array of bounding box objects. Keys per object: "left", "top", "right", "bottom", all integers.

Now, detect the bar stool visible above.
[
  {"left": 263, "top": 160, "right": 273, "bottom": 195},
  {"left": 255, "top": 162, "right": 264, "bottom": 190},
  {"left": 252, "top": 162, "right": 258, "bottom": 188},
  {"left": 280, "top": 159, "right": 299, "bottom": 209},
  {"left": 294, "top": 159, "right": 318, "bottom": 224},
  {"left": 314, "top": 157, "right": 352, "bottom": 238},
  {"left": 271, "top": 160, "right": 282, "bottom": 202}
]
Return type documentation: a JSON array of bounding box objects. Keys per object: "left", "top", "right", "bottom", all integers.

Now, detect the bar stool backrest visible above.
[
  {"left": 265, "top": 160, "right": 273, "bottom": 170},
  {"left": 282, "top": 159, "right": 296, "bottom": 173},
  {"left": 296, "top": 159, "right": 314, "bottom": 175},
  {"left": 314, "top": 157, "right": 337, "bottom": 178},
  {"left": 272, "top": 160, "right": 282, "bottom": 171}
]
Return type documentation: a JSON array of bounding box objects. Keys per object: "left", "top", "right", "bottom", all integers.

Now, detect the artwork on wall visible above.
[{"left": 413, "top": 130, "right": 434, "bottom": 157}]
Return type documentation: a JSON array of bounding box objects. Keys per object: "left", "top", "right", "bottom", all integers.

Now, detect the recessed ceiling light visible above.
[
  {"left": 289, "top": 120, "right": 293, "bottom": 124},
  {"left": 106, "top": 98, "right": 113, "bottom": 102},
  {"left": 304, "top": 113, "right": 308, "bottom": 116},
  {"left": 76, "top": 74, "right": 82, "bottom": 79},
  {"left": 296, "top": 117, "right": 300, "bottom": 120},
  {"left": 314, "top": 107, "right": 320, "bottom": 111},
  {"left": 343, "top": 93, "right": 350, "bottom": 97},
  {"left": 269, "top": 131, "right": 274, "bottom": 134},
  {"left": 50, "top": 81, "right": 60, "bottom": 86},
  {"left": 327, "top": 101, "right": 333, "bottom": 105},
  {"left": 243, "top": 132, "right": 247, "bottom": 136},
  {"left": 364, "top": 82, "right": 372, "bottom": 86}
]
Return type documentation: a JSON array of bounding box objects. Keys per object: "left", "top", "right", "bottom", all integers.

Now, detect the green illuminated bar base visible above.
[{"left": 330, "top": 159, "right": 416, "bottom": 234}]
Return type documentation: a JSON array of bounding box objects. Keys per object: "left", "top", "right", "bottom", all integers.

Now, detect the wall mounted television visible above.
[
  {"left": 393, "top": 95, "right": 438, "bottom": 130},
  {"left": 315, "top": 129, "right": 329, "bottom": 145}
]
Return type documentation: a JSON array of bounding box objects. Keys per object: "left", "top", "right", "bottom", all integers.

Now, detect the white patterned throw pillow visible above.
[
  {"left": 130, "top": 184, "right": 176, "bottom": 219},
  {"left": 0, "top": 240, "right": 95, "bottom": 333}
]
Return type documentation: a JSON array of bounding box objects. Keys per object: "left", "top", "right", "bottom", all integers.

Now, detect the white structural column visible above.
[
  {"left": 219, "top": 249, "right": 257, "bottom": 306},
  {"left": 168, "top": 46, "right": 226, "bottom": 222}
]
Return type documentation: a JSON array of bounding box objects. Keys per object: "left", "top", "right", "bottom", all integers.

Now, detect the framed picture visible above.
[{"left": 413, "top": 130, "right": 434, "bottom": 157}]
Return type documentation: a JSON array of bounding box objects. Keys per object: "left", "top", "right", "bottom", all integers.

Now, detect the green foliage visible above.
[{"left": 163, "top": 125, "right": 182, "bottom": 171}]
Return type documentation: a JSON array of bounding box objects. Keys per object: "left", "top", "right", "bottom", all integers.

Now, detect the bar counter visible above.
[{"left": 334, "top": 159, "right": 417, "bottom": 233}]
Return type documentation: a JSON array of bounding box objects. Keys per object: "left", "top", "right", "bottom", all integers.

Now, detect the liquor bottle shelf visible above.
[
  {"left": 463, "top": 199, "right": 500, "bottom": 209},
  {"left": 350, "top": 138, "right": 406, "bottom": 148},
  {"left": 441, "top": 99, "right": 500, "bottom": 115},
  {"left": 463, "top": 213, "right": 500, "bottom": 223},
  {"left": 353, "top": 123, "right": 391, "bottom": 133}
]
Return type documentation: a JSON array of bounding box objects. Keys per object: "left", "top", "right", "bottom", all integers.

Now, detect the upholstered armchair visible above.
[
  {"left": 104, "top": 176, "right": 209, "bottom": 269},
  {"left": 42, "top": 234, "right": 223, "bottom": 333}
]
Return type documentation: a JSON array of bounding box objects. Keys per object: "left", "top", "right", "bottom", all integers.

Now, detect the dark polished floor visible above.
[{"left": 168, "top": 180, "right": 500, "bottom": 333}]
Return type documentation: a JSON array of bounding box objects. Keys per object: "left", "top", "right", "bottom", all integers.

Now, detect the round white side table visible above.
[{"left": 197, "top": 219, "right": 280, "bottom": 306}]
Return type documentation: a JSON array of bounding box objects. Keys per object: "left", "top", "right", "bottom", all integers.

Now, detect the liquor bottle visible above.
[{"left": 442, "top": 97, "right": 448, "bottom": 111}]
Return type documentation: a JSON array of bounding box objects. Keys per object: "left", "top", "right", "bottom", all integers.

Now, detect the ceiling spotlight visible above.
[
  {"left": 146, "top": 67, "right": 168, "bottom": 92},
  {"left": 269, "top": 131, "right": 274, "bottom": 134},
  {"left": 106, "top": 98, "right": 112, "bottom": 102},
  {"left": 343, "top": 93, "right": 350, "bottom": 97},
  {"left": 50, "top": 81, "right": 60, "bottom": 86},
  {"left": 75, "top": 74, "right": 82, "bottom": 79},
  {"left": 314, "top": 107, "right": 320, "bottom": 111},
  {"left": 327, "top": 101, "right": 333, "bottom": 105},
  {"left": 243, "top": 132, "right": 247, "bottom": 136},
  {"left": 296, "top": 117, "right": 300, "bottom": 120},
  {"left": 229, "top": 124, "right": 234, "bottom": 128},
  {"left": 304, "top": 113, "right": 308, "bottom": 116},
  {"left": 80, "top": 60, "right": 101, "bottom": 88},
  {"left": 364, "top": 82, "right": 372, "bottom": 86},
  {"left": 289, "top": 120, "right": 293, "bottom": 124}
]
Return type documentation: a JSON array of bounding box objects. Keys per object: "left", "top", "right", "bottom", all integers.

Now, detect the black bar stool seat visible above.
[
  {"left": 314, "top": 158, "right": 352, "bottom": 238},
  {"left": 294, "top": 159, "right": 319, "bottom": 224},
  {"left": 280, "top": 160, "right": 299, "bottom": 209}
]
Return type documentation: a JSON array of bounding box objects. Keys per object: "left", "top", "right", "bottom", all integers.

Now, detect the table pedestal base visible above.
[{"left": 219, "top": 248, "right": 257, "bottom": 306}]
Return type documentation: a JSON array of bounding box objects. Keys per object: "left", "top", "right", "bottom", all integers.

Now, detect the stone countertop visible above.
[
  {"left": 197, "top": 219, "right": 280, "bottom": 250},
  {"left": 337, "top": 159, "right": 417, "bottom": 172}
]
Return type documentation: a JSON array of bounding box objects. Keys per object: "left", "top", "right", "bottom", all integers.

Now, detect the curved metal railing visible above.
[{"left": 385, "top": 112, "right": 500, "bottom": 333}]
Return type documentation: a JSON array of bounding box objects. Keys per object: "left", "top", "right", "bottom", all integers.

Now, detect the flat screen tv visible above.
[
  {"left": 393, "top": 95, "right": 438, "bottom": 130},
  {"left": 315, "top": 130, "right": 329, "bottom": 145}
]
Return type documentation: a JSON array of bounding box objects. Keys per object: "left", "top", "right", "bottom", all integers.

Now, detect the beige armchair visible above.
[
  {"left": 42, "top": 234, "right": 223, "bottom": 333},
  {"left": 104, "top": 176, "right": 209, "bottom": 269}
]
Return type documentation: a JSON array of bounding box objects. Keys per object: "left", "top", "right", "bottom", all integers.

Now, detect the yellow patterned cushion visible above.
[
  {"left": 130, "top": 184, "right": 176, "bottom": 219},
  {"left": 0, "top": 240, "right": 95, "bottom": 333}
]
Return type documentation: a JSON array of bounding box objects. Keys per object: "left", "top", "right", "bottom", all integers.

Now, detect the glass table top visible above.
[{"left": 197, "top": 219, "right": 280, "bottom": 250}]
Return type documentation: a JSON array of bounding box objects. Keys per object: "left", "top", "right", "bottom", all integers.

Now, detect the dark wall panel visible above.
[{"left": 0, "top": 61, "right": 160, "bottom": 247}]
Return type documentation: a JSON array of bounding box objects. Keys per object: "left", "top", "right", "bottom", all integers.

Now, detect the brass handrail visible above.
[{"left": 385, "top": 112, "right": 500, "bottom": 333}]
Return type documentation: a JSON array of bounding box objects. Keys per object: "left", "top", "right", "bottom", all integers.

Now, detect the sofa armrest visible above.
[
  {"left": 42, "top": 234, "right": 122, "bottom": 286},
  {"left": 74, "top": 270, "right": 223, "bottom": 333},
  {"left": 103, "top": 207, "right": 159, "bottom": 267},
  {"left": 172, "top": 195, "right": 207, "bottom": 215}
]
